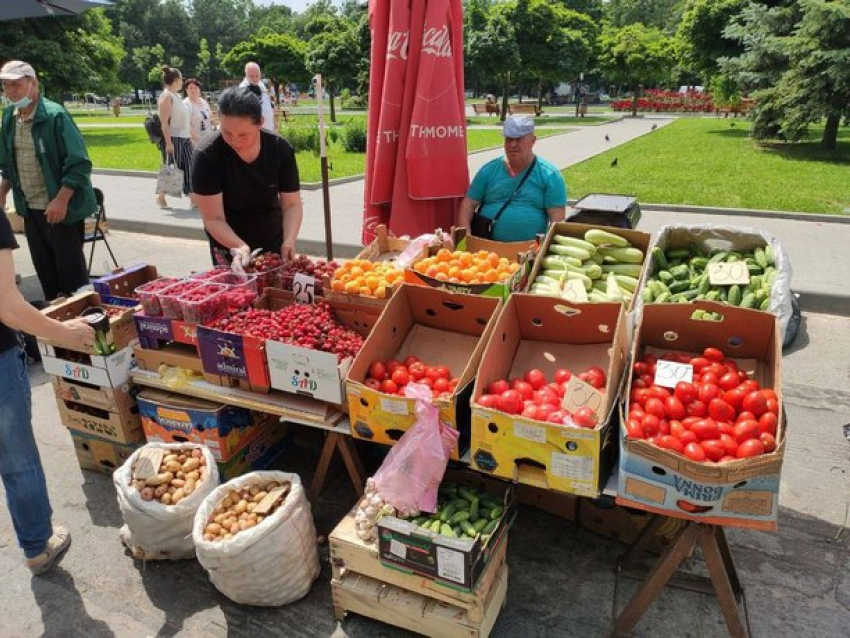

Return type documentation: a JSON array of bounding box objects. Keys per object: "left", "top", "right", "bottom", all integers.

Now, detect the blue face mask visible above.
[{"left": 13, "top": 94, "right": 32, "bottom": 109}]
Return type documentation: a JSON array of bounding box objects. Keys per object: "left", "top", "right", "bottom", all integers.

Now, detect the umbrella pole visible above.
[{"left": 313, "top": 74, "right": 334, "bottom": 261}]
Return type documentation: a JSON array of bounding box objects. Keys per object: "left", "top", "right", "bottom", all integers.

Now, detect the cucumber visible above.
[
  {"left": 614, "top": 275, "right": 640, "bottom": 292},
  {"left": 449, "top": 510, "right": 471, "bottom": 524},
  {"left": 440, "top": 502, "right": 458, "bottom": 523},
  {"left": 670, "top": 264, "right": 690, "bottom": 280},
  {"left": 597, "top": 246, "right": 644, "bottom": 264},
  {"left": 482, "top": 519, "right": 500, "bottom": 535},
  {"left": 473, "top": 518, "right": 489, "bottom": 532},
  {"left": 667, "top": 280, "right": 690, "bottom": 294},
  {"left": 460, "top": 520, "right": 478, "bottom": 537},
  {"left": 764, "top": 244, "right": 775, "bottom": 266},
  {"left": 642, "top": 287, "right": 654, "bottom": 303},
  {"left": 548, "top": 244, "right": 591, "bottom": 260},
  {"left": 651, "top": 247, "right": 669, "bottom": 271},
  {"left": 600, "top": 263, "right": 643, "bottom": 277},
  {"left": 580, "top": 263, "right": 603, "bottom": 280},
  {"left": 689, "top": 256, "right": 709, "bottom": 272},
  {"left": 697, "top": 274, "right": 711, "bottom": 295},
  {"left": 708, "top": 251, "right": 729, "bottom": 264},
  {"left": 667, "top": 248, "right": 690, "bottom": 260},
  {"left": 489, "top": 505, "right": 504, "bottom": 520},
  {"left": 469, "top": 497, "right": 479, "bottom": 521},
  {"left": 759, "top": 297, "right": 770, "bottom": 310},
  {"left": 739, "top": 292, "right": 756, "bottom": 309},
  {"left": 727, "top": 285, "right": 742, "bottom": 306},
  {"left": 654, "top": 291, "right": 671, "bottom": 303},
  {"left": 754, "top": 247, "right": 768, "bottom": 269},
  {"left": 658, "top": 270, "right": 674, "bottom": 285},
  {"left": 440, "top": 523, "right": 456, "bottom": 538},
  {"left": 552, "top": 234, "right": 597, "bottom": 255},
  {"left": 585, "top": 228, "right": 630, "bottom": 247}
]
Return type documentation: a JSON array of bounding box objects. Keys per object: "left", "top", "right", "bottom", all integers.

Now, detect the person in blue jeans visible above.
[
  {"left": 457, "top": 115, "right": 567, "bottom": 241},
  {"left": 0, "top": 211, "right": 93, "bottom": 574}
]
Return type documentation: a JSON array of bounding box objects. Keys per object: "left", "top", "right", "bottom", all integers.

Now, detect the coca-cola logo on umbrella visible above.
[
  {"left": 421, "top": 25, "right": 452, "bottom": 58},
  {"left": 387, "top": 30, "right": 409, "bottom": 61}
]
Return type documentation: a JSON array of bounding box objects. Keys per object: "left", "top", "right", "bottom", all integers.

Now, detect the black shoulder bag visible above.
[{"left": 470, "top": 157, "right": 537, "bottom": 240}]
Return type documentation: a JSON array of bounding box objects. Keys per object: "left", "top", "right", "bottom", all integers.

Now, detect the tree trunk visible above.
[
  {"left": 501, "top": 73, "right": 510, "bottom": 122},
  {"left": 537, "top": 77, "right": 544, "bottom": 112},
  {"left": 631, "top": 83, "right": 639, "bottom": 118},
  {"left": 329, "top": 85, "right": 336, "bottom": 123},
  {"left": 821, "top": 113, "right": 840, "bottom": 149}
]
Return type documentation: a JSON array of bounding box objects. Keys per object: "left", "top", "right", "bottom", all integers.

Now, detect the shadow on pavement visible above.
[
  {"left": 138, "top": 557, "right": 221, "bottom": 637},
  {"left": 81, "top": 473, "right": 125, "bottom": 529},
  {"left": 32, "top": 567, "right": 115, "bottom": 637}
]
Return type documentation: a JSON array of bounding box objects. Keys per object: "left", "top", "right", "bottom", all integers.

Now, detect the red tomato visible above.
[
  {"left": 733, "top": 419, "right": 760, "bottom": 444},
  {"left": 641, "top": 414, "right": 661, "bottom": 436},
  {"left": 586, "top": 366, "right": 607, "bottom": 387},
  {"left": 738, "top": 380, "right": 761, "bottom": 394},
  {"left": 626, "top": 420, "right": 645, "bottom": 439},
  {"left": 647, "top": 386, "right": 672, "bottom": 402},
  {"left": 718, "top": 372, "right": 741, "bottom": 392},
  {"left": 700, "top": 372, "right": 720, "bottom": 387},
  {"left": 708, "top": 398, "right": 735, "bottom": 424},
  {"left": 536, "top": 404, "right": 557, "bottom": 421},
  {"left": 391, "top": 368, "right": 410, "bottom": 387},
  {"left": 762, "top": 388, "right": 778, "bottom": 401},
  {"left": 398, "top": 387, "right": 408, "bottom": 396},
  {"left": 689, "top": 357, "right": 710, "bottom": 373},
  {"left": 742, "top": 391, "right": 768, "bottom": 417},
  {"left": 679, "top": 431, "right": 698, "bottom": 445},
  {"left": 719, "top": 455, "right": 737, "bottom": 463},
  {"left": 368, "top": 361, "right": 386, "bottom": 380},
  {"left": 498, "top": 390, "right": 523, "bottom": 415},
  {"left": 402, "top": 356, "right": 419, "bottom": 368},
  {"left": 554, "top": 368, "right": 573, "bottom": 384},
  {"left": 759, "top": 432, "right": 777, "bottom": 453},
  {"left": 657, "top": 435, "right": 684, "bottom": 453},
  {"left": 701, "top": 439, "right": 726, "bottom": 462},
  {"left": 546, "top": 382, "right": 565, "bottom": 399},
  {"left": 521, "top": 404, "right": 539, "bottom": 420},
  {"left": 631, "top": 387, "right": 650, "bottom": 405},
  {"left": 719, "top": 433, "right": 739, "bottom": 456},
  {"left": 534, "top": 387, "right": 560, "bottom": 406},
  {"left": 386, "top": 360, "right": 403, "bottom": 373},
  {"left": 573, "top": 407, "right": 597, "bottom": 428},
  {"left": 718, "top": 422, "right": 735, "bottom": 436},
  {"left": 682, "top": 416, "right": 701, "bottom": 429},
  {"left": 658, "top": 419, "right": 671, "bottom": 436},
  {"left": 381, "top": 379, "right": 399, "bottom": 394},
  {"left": 449, "top": 378, "right": 459, "bottom": 390},
  {"left": 408, "top": 362, "right": 427, "bottom": 380},
  {"left": 736, "top": 411, "right": 756, "bottom": 423},
  {"left": 629, "top": 406, "right": 645, "bottom": 421},
  {"left": 487, "top": 379, "right": 509, "bottom": 395},
  {"left": 435, "top": 366, "right": 451, "bottom": 380},
  {"left": 633, "top": 361, "right": 649, "bottom": 377},
  {"left": 685, "top": 400, "right": 708, "bottom": 418},
  {"left": 758, "top": 412, "right": 778, "bottom": 436},
  {"left": 433, "top": 378, "right": 450, "bottom": 393},
  {"left": 766, "top": 397, "right": 779, "bottom": 415},
  {"left": 684, "top": 442, "right": 707, "bottom": 462},
  {"left": 512, "top": 380, "right": 534, "bottom": 401},
  {"left": 698, "top": 383, "right": 721, "bottom": 404},
  {"left": 365, "top": 378, "right": 382, "bottom": 390},
  {"left": 691, "top": 419, "right": 719, "bottom": 441},
  {"left": 737, "top": 438, "right": 765, "bottom": 459},
  {"left": 524, "top": 369, "right": 548, "bottom": 390},
  {"left": 723, "top": 389, "right": 746, "bottom": 411},
  {"left": 642, "top": 353, "right": 658, "bottom": 367},
  {"left": 644, "top": 398, "right": 666, "bottom": 419},
  {"left": 548, "top": 409, "right": 568, "bottom": 424},
  {"left": 425, "top": 366, "right": 442, "bottom": 382},
  {"left": 632, "top": 378, "right": 648, "bottom": 389},
  {"left": 478, "top": 394, "right": 500, "bottom": 409},
  {"left": 675, "top": 382, "right": 698, "bottom": 404},
  {"left": 420, "top": 377, "right": 435, "bottom": 389},
  {"left": 703, "top": 347, "right": 725, "bottom": 362},
  {"left": 669, "top": 420, "right": 686, "bottom": 438}
]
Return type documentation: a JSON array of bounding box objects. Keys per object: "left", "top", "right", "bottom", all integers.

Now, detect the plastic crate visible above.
[{"left": 135, "top": 277, "right": 179, "bottom": 316}]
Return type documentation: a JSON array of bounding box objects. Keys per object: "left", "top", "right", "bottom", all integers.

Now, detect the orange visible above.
[
  {"left": 331, "top": 279, "right": 345, "bottom": 292},
  {"left": 344, "top": 281, "right": 360, "bottom": 294},
  {"left": 426, "top": 265, "right": 440, "bottom": 278},
  {"left": 375, "top": 286, "right": 387, "bottom": 299},
  {"left": 435, "top": 272, "right": 449, "bottom": 281}
]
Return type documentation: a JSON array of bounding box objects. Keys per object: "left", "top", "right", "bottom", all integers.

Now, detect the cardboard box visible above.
[
  {"left": 93, "top": 264, "right": 159, "bottom": 303},
  {"left": 132, "top": 343, "right": 204, "bottom": 375},
  {"left": 377, "top": 482, "right": 515, "bottom": 592},
  {"left": 51, "top": 376, "right": 137, "bottom": 414},
  {"left": 616, "top": 301, "right": 784, "bottom": 531},
  {"left": 137, "top": 389, "right": 269, "bottom": 462},
  {"left": 356, "top": 224, "right": 411, "bottom": 262},
  {"left": 134, "top": 313, "right": 199, "bottom": 350},
  {"left": 38, "top": 291, "right": 138, "bottom": 355},
  {"left": 71, "top": 430, "right": 139, "bottom": 474},
  {"left": 58, "top": 396, "right": 143, "bottom": 444},
  {"left": 40, "top": 341, "right": 137, "bottom": 388},
  {"left": 217, "top": 420, "right": 291, "bottom": 480},
  {"left": 262, "top": 289, "right": 382, "bottom": 404},
  {"left": 527, "top": 221, "right": 651, "bottom": 309},
  {"left": 346, "top": 284, "right": 502, "bottom": 459},
  {"left": 469, "top": 295, "right": 628, "bottom": 497},
  {"left": 578, "top": 498, "right": 687, "bottom": 554},
  {"left": 403, "top": 229, "right": 535, "bottom": 300}
]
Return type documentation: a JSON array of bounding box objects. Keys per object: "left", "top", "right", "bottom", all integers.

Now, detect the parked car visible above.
[{"left": 84, "top": 92, "right": 107, "bottom": 105}]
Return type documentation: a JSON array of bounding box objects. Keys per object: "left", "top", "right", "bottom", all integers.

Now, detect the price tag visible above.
[
  {"left": 561, "top": 278, "right": 588, "bottom": 303},
  {"left": 380, "top": 398, "right": 409, "bottom": 415},
  {"left": 436, "top": 546, "right": 466, "bottom": 584},
  {"left": 653, "top": 360, "right": 694, "bottom": 388},
  {"left": 707, "top": 262, "right": 750, "bottom": 286},
  {"left": 390, "top": 538, "right": 407, "bottom": 559},
  {"left": 293, "top": 272, "right": 316, "bottom": 304},
  {"left": 253, "top": 482, "right": 291, "bottom": 515},
  {"left": 132, "top": 448, "right": 164, "bottom": 481},
  {"left": 561, "top": 376, "right": 605, "bottom": 420},
  {"left": 514, "top": 421, "right": 547, "bottom": 443}
]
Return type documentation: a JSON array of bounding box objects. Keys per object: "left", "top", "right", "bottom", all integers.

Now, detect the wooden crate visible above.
[{"left": 330, "top": 510, "right": 508, "bottom": 637}]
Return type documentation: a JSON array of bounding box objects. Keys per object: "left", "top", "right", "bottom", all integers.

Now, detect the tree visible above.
[
  {"left": 197, "top": 38, "right": 212, "bottom": 89},
  {"left": 465, "top": 13, "right": 522, "bottom": 119},
  {"left": 191, "top": 0, "right": 252, "bottom": 84},
  {"left": 598, "top": 23, "right": 676, "bottom": 116},
  {"left": 676, "top": 0, "right": 748, "bottom": 79},
  {"left": 606, "top": 0, "right": 684, "bottom": 32},
  {"left": 222, "top": 34, "right": 310, "bottom": 100},
  {"left": 305, "top": 23, "right": 362, "bottom": 122}
]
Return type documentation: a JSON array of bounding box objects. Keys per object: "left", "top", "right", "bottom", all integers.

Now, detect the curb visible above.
[{"left": 92, "top": 168, "right": 360, "bottom": 192}]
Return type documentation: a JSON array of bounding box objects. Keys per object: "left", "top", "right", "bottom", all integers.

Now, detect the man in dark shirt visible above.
[
  {"left": 0, "top": 211, "right": 94, "bottom": 575},
  {"left": 192, "top": 86, "right": 303, "bottom": 267}
]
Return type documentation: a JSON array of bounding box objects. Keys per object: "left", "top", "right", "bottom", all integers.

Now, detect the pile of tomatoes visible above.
[
  {"left": 364, "top": 356, "right": 459, "bottom": 398},
  {"left": 626, "top": 347, "right": 779, "bottom": 462}
]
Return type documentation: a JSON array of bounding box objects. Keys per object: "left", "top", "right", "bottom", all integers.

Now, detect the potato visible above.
[
  {"left": 205, "top": 522, "right": 222, "bottom": 535},
  {"left": 185, "top": 471, "right": 200, "bottom": 482},
  {"left": 153, "top": 484, "right": 169, "bottom": 498},
  {"left": 140, "top": 487, "right": 155, "bottom": 501},
  {"left": 183, "top": 481, "right": 195, "bottom": 495},
  {"left": 234, "top": 499, "right": 248, "bottom": 514},
  {"left": 145, "top": 471, "right": 174, "bottom": 487},
  {"left": 134, "top": 479, "right": 147, "bottom": 491},
  {"left": 165, "top": 460, "right": 182, "bottom": 474},
  {"left": 161, "top": 493, "right": 172, "bottom": 505},
  {"left": 251, "top": 491, "right": 268, "bottom": 504},
  {"left": 229, "top": 522, "right": 240, "bottom": 534},
  {"left": 182, "top": 458, "right": 201, "bottom": 473},
  {"left": 199, "top": 456, "right": 207, "bottom": 466},
  {"left": 192, "top": 448, "right": 203, "bottom": 459},
  {"left": 214, "top": 513, "right": 227, "bottom": 525},
  {"left": 177, "top": 454, "right": 187, "bottom": 463},
  {"left": 170, "top": 478, "right": 186, "bottom": 488},
  {"left": 249, "top": 485, "right": 260, "bottom": 497},
  {"left": 172, "top": 488, "right": 185, "bottom": 503}
]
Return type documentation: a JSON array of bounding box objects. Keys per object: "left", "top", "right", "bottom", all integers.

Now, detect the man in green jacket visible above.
[{"left": 0, "top": 60, "right": 96, "bottom": 300}]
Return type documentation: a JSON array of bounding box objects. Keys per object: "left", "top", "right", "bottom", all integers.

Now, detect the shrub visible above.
[
  {"left": 342, "top": 118, "right": 367, "bottom": 153},
  {"left": 280, "top": 124, "right": 319, "bottom": 154}
]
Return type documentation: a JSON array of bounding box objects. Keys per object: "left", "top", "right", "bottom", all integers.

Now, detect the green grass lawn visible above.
[
  {"left": 75, "top": 115, "right": 147, "bottom": 125},
  {"left": 565, "top": 118, "right": 850, "bottom": 214},
  {"left": 466, "top": 114, "right": 615, "bottom": 126}
]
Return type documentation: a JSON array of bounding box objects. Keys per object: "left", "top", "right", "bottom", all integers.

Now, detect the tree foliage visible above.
[
  {"left": 465, "top": 13, "right": 522, "bottom": 118},
  {"left": 606, "top": 0, "right": 684, "bottom": 32},
  {"left": 305, "top": 21, "right": 363, "bottom": 121},
  {"left": 676, "top": 0, "right": 748, "bottom": 79}
]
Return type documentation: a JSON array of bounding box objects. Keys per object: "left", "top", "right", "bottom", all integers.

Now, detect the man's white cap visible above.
[
  {"left": 502, "top": 115, "right": 535, "bottom": 139},
  {"left": 0, "top": 61, "right": 36, "bottom": 81}
]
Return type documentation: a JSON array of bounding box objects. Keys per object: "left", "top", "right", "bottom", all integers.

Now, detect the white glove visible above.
[{"left": 230, "top": 246, "right": 251, "bottom": 275}]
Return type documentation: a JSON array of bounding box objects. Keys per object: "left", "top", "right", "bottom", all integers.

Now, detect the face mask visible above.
[{"left": 12, "top": 85, "right": 32, "bottom": 109}]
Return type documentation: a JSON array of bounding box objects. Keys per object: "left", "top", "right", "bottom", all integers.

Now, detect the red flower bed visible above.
[{"left": 612, "top": 90, "right": 714, "bottom": 113}]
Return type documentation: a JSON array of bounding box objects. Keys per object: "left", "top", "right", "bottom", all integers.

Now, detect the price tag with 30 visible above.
[
  {"left": 293, "top": 272, "right": 316, "bottom": 304},
  {"left": 653, "top": 359, "right": 694, "bottom": 389},
  {"left": 707, "top": 261, "right": 750, "bottom": 286},
  {"left": 561, "top": 376, "right": 605, "bottom": 421}
]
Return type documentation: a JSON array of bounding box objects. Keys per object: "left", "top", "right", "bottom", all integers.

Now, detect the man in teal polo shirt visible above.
[{"left": 457, "top": 115, "right": 566, "bottom": 242}]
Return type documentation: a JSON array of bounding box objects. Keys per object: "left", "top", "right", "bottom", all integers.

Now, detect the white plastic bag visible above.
[
  {"left": 156, "top": 159, "right": 184, "bottom": 198},
  {"left": 639, "top": 224, "right": 794, "bottom": 339},
  {"left": 192, "top": 471, "right": 319, "bottom": 607},
  {"left": 114, "top": 442, "right": 219, "bottom": 561}
]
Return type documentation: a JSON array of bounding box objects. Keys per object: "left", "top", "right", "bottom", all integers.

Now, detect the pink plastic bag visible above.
[{"left": 373, "top": 383, "right": 460, "bottom": 516}]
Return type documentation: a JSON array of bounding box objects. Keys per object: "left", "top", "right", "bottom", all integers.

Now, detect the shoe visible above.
[
  {"left": 27, "top": 526, "right": 71, "bottom": 575},
  {"left": 156, "top": 196, "right": 168, "bottom": 209}
]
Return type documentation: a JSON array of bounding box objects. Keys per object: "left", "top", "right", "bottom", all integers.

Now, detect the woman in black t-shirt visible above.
[{"left": 192, "top": 86, "right": 303, "bottom": 267}]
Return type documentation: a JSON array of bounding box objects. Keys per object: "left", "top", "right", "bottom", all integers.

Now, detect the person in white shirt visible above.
[
  {"left": 156, "top": 66, "right": 194, "bottom": 209},
  {"left": 183, "top": 78, "right": 213, "bottom": 145},
  {"left": 240, "top": 62, "right": 276, "bottom": 134}
]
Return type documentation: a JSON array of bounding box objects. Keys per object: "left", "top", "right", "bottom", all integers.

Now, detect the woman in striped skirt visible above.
[{"left": 156, "top": 66, "right": 195, "bottom": 209}]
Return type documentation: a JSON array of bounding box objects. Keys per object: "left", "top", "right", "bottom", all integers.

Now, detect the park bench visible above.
[
  {"left": 715, "top": 98, "right": 755, "bottom": 119},
  {"left": 472, "top": 102, "right": 500, "bottom": 116},
  {"left": 274, "top": 106, "right": 290, "bottom": 124},
  {"left": 507, "top": 103, "right": 542, "bottom": 117}
]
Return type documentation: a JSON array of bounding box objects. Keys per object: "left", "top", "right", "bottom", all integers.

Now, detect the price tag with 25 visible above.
[
  {"left": 561, "top": 376, "right": 605, "bottom": 421},
  {"left": 293, "top": 272, "right": 316, "bottom": 304},
  {"left": 707, "top": 261, "right": 750, "bottom": 286},
  {"left": 653, "top": 359, "right": 694, "bottom": 389}
]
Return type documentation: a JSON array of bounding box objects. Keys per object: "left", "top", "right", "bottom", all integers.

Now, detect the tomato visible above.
[
  {"left": 381, "top": 379, "right": 399, "bottom": 394},
  {"left": 644, "top": 398, "right": 666, "bottom": 419},
  {"left": 548, "top": 409, "right": 568, "bottom": 424},
  {"left": 398, "top": 387, "right": 408, "bottom": 396},
  {"left": 723, "top": 389, "right": 746, "bottom": 411},
  {"left": 631, "top": 387, "right": 650, "bottom": 405},
  {"left": 403, "top": 355, "right": 421, "bottom": 368},
  {"left": 685, "top": 400, "right": 707, "bottom": 418},
  {"left": 719, "top": 455, "right": 737, "bottom": 463},
  {"left": 679, "top": 431, "right": 698, "bottom": 445},
  {"left": 675, "top": 381, "right": 698, "bottom": 404},
  {"left": 512, "top": 380, "right": 534, "bottom": 401},
  {"left": 386, "top": 359, "right": 403, "bottom": 373},
  {"left": 629, "top": 406, "right": 645, "bottom": 421},
  {"left": 703, "top": 347, "right": 725, "bottom": 362},
  {"left": 534, "top": 387, "right": 560, "bottom": 406},
  {"left": 433, "top": 378, "right": 450, "bottom": 393},
  {"left": 408, "top": 362, "right": 427, "bottom": 381},
  {"left": 762, "top": 388, "right": 778, "bottom": 401},
  {"left": 585, "top": 366, "right": 607, "bottom": 388},
  {"left": 365, "top": 378, "right": 382, "bottom": 391},
  {"left": 738, "top": 380, "right": 760, "bottom": 394},
  {"left": 698, "top": 383, "right": 721, "bottom": 404},
  {"left": 391, "top": 368, "right": 410, "bottom": 387},
  {"left": 718, "top": 372, "right": 741, "bottom": 392},
  {"left": 736, "top": 438, "right": 765, "bottom": 459},
  {"left": 684, "top": 442, "right": 707, "bottom": 462},
  {"left": 435, "top": 366, "right": 451, "bottom": 380},
  {"left": 486, "top": 379, "right": 508, "bottom": 395},
  {"left": 736, "top": 411, "right": 756, "bottom": 423},
  {"left": 498, "top": 390, "right": 523, "bottom": 415},
  {"left": 682, "top": 416, "right": 701, "bottom": 429},
  {"left": 689, "top": 357, "right": 710, "bottom": 373},
  {"left": 536, "top": 404, "right": 557, "bottom": 421},
  {"left": 758, "top": 432, "right": 777, "bottom": 453},
  {"left": 647, "top": 386, "right": 672, "bottom": 402},
  {"left": 700, "top": 372, "right": 720, "bottom": 387},
  {"left": 641, "top": 414, "right": 661, "bottom": 436},
  {"left": 708, "top": 398, "right": 735, "bottom": 424},
  {"left": 626, "top": 419, "right": 645, "bottom": 439},
  {"left": 420, "top": 377, "right": 435, "bottom": 389},
  {"left": 573, "top": 407, "right": 597, "bottom": 428},
  {"left": 742, "top": 390, "right": 769, "bottom": 417},
  {"left": 554, "top": 368, "right": 573, "bottom": 384},
  {"left": 766, "top": 397, "right": 779, "bottom": 415},
  {"left": 733, "top": 419, "right": 760, "bottom": 444},
  {"left": 719, "top": 433, "right": 739, "bottom": 456},
  {"left": 546, "top": 382, "right": 565, "bottom": 399},
  {"left": 449, "top": 378, "right": 459, "bottom": 390},
  {"left": 701, "top": 439, "right": 726, "bottom": 462},
  {"left": 633, "top": 361, "right": 648, "bottom": 377},
  {"left": 632, "top": 378, "right": 648, "bottom": 389},
  {"left": 521, "top": 404, "right": 539, "bottom": 420},
  {"left": 658, "top": 419, "right": 671, "bottom": 435},
  {"left": 425, "top": 366, "right": 442, "bottom": 382},
  {"left": 717, "top": 422, "right": 735, "bottom": 436},
  {"left": 657, "top": 435, "right": 684, "bottom": 453},
  {"left": 368, "top": 361, "right": 387, "bottom": 380},
  {"left": 641, "top": 353, "right": 658, "bottom": 367},
  {"left": 669, "top": 420, "right": 686, "bottom": 438},
  {"left": 758, "top": 412, "right": 778, "bottom": 436},
  {"left": 524, "top": 369, "right": 548, "bottom": 390},
  {"left": 691, "top": 419, "right": 719, "bottom": 441},
  {"left": 477, "top": 394, "right": 500, "bottom": 409}
]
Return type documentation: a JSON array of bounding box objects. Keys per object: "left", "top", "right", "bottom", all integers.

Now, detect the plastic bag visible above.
[
  {"left": 156, "top": 159, "right": 184, "bottom": 198},
  {"left": 395, "top": 229, "right": 454, "bottom": 269},
  {"left": 114, "top": 442, "right": 219, "bottom": 561},
  {"left": 192, "top": 471, "right": 319, "bottom": 607},
  {"left": 373, "top": 383, "right": 460, "bottom": 516},
  {"left": 638, "top": 224, "right": 794, "bottom": 340}
]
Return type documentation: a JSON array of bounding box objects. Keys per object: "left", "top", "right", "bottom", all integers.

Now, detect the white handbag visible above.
[{"left": 156, "top": 156, "right": 184, "bottom": 198}]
